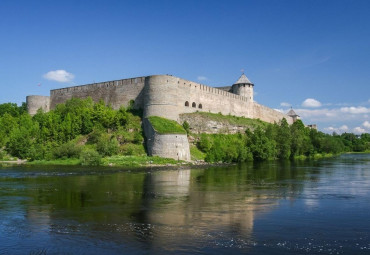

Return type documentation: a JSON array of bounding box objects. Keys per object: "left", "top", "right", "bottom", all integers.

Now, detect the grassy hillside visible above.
[
  {"left": 148, "top": 116, "right": 187, "bottom": 134},
  {"left": 180, "top": 112, "right": 268, "bottom": 131}
]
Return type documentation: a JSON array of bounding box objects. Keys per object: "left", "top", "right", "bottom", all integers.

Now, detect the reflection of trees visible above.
[{"left": 6, "top": 161, "right": 320, "bottom": 252}]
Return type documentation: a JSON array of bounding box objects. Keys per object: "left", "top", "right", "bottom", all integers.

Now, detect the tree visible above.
[
  {"left": 247, "top": 127, "right": 277, "bottom": 161},
  {"left": 275, "top": 118, "right": 291, "bottom": 159}
]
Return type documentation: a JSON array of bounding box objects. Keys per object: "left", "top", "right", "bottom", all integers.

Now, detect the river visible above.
[{"left": 1, "top": 154, "right": 369, "bottom": 254}]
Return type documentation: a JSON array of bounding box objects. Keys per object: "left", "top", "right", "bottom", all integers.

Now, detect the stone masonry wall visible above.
[
  {"left": 143, "top": 118, "right": 191, "bottom": 161},
  {"left": 253, "top": 103, "right": 293, "bottom": 125},
  {"left": 50, "top": 76, "right": 146, "bottom": 110},
  {"left": 26, "top": 95, "right": 50, "bottom": 115},
  {"left": 38, "top": 74, "right": 292, "bottom": 126}
]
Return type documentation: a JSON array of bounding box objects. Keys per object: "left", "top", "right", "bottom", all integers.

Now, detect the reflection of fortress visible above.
[
  {"left": 26, "top": 74, "right": 295, "bottom": 160},
  {"left": 24, "top": 168, "right": 278, "bottom": 252},
  {"left": 141, "top": 169, "right": 277, "bottom": 251}
]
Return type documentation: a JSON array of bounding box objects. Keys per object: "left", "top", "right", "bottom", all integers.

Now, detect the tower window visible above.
[
  {"left": 192, "top": 102, "right": 196, "bottom": 108},
  {"left": 185, "top": 101, "right": 189, "bottom": 107},
  {"left": 198, "top": 104, "right": 202, "bottom": 109}
]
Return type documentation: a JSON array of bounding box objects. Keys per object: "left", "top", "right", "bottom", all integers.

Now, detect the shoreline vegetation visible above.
[
  {"left": 0, "top": 98, "right": 369, "bottom": 167},
  {"left": 1, "top": 152, "right": 369, "bottom": 168}
]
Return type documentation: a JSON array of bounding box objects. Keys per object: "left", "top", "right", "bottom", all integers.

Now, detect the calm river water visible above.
[{"left": 1, "top": 154, "right": 370, "bottom": 254}]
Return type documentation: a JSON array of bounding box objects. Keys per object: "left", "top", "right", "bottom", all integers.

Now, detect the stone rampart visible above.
[
  {"left": 32, "top": 74, "right": 292, "bottom": 127},
  {"left": 253, "top": 103, "right": 293, "bottom": 124},
  {"left": 26, "top": 95, "right": 50, "bottom": 115},
  {"left": 144, "top": 75, "right": 255, "bottom": 122},
  {"left": 50, "top": 76, "right": 146, "bottom": 110},
  {"left": 143, "top": 118, "right": 191, "bottom": 161},
  {"left": 154, "top": 76, "right": 255, "bottom": 121},
  {"left": 143, "top": 75, "right": 180, "bottom": 121}
]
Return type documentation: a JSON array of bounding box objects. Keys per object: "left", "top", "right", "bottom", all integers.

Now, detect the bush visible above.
[
  {"left": 52, "top": 141, "right": 82, "bottom": 159},
  {"left": 0, "top": 150, "right": 5, "bottom": 160},
  {"left": 197, "top": 134, "right": 213, "bottom": 152},
  {"left": 80, "top": 149, "right": 101, "bottom": 166},
  {"left": 120, "top": 143, "right": 146, "bottom": 156},
  {"left": 96, "top": 134, "right": 119, "bottom": 156},
  {"left": 182, "top": 121, "right": 190, "bottom": 134}
]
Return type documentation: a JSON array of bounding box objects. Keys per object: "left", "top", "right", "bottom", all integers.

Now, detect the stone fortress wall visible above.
[
  {"left": 26, "top": 73, "right": 294, "bottom": 160},
  {"left": 27, "top": 74, "right": 292, "bottom": 125},
  {"left": 49, "top": 76, "right": 146, "bottom": 110},
  {"left": 26, "top": 95, "right": 50, "bottom": 115}
]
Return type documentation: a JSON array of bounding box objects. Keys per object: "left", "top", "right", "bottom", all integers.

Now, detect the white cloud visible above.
[
  {"left": 324, "top": 125, "right": 349, "bottom": 134},
  {"left": 302, "top": 98, "right": 322, "bottom": 108},
  {"left": 274, "top": 108, "right": 284, "bottom": 113},
  {"left": 363, "top": 121, "right": 370, "bottom": 129},
  {"left": 340, "top": 106, "right": 370, "bottom": 114},
  {"left": 43, "top": 70, "right": 75, "bottom": 83},
  {"left": 340, "top": 125, "right": 349, "bottom": 131},
  {"left": 280, "top": 102, "right": 291, "bottom": 107},
  {"left": 197, "top": 76, "right": 207, "bottom": 81},
  {"left": 353, "top": 127, "right": 366, "bottom": 134}
]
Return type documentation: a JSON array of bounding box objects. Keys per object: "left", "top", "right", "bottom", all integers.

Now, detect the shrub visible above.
[
  {"left": 120, "top": 143, "right": 146, "bottom": 156},
  {"left": 80, "top": 148, "right": 101, "bottom": 166},
  {"left": 182, "top": 121, "right": 190, "bottom": 134},
  {"left": 96, "top": 134, "right": 119, "bottom": 156},
  {"left": 52, "top": 141, "right": 82, "bottom": 159},
  {"left": 0, "top": 150, "right": 5, "bottom": 160}
]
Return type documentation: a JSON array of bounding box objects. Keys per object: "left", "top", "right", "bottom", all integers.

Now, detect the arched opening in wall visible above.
[
  {"left": 198, "top": 104, "right": 202, "bottom": 109},
  {"left": 185, "top": 101, "right": 189, "bottom": 107},
  {"left": 192, "top": 102, "right": 196, "bottom": 108}
]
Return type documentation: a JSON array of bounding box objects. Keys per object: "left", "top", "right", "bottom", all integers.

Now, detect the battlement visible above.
[
  {"left": 28, "top": 73, "right": 291, "bottom": 124},
  {"left": 51, "top": 76, "right": 146, "bottom": 96}
]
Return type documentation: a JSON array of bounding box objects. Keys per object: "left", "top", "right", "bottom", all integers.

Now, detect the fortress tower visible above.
[{"left": 232, "top": 73, "right": 254, "bottom": 102}]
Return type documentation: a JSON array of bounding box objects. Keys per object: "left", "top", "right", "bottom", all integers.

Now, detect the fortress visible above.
[{"left": 27, "top": 73, "right": 295, "bottom": 161}]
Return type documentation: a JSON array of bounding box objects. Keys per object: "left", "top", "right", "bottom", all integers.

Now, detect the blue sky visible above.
[{"left": 1, "top": 0, "right": 369, "bottom": 134}]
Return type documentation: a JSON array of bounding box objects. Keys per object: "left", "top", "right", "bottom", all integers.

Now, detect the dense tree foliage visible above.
[
  {"left": 197, "top": 119, "right": 370, "bottom": 163},
  {"left": 0, "top": 98, "right": 145, "bottom": 163},
  {"left": 0, "top": 99, "right": 369, "bottom": 164}
]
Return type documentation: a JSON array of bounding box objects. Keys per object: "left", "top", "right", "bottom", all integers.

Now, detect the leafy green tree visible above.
[
  {"left": 247, "top": 127, "right": 277, "bottom": 161},
  {"left": 275, "top": 118, "right": 291, "bottom": 159},
  {"left": 0, "top": 102, "right": 26, "bottom": 117},
  {"left": 6, "top": 114, "right": 39, "bottom": 159}
]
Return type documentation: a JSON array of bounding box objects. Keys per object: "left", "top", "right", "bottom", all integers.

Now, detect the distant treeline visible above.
[
  {"left": 0, "top": 99, "right": 369, "bottom": 164},
  {"left": 195, "top": 118, "right": 370, "bottom": 163}
]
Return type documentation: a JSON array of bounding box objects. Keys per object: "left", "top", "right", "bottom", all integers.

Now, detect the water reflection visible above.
[{"left": 1, "top": 154, "right": 370, "bottom": 254}]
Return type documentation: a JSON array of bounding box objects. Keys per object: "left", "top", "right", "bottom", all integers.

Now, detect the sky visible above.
[{"left": 0, "top": 0, "right": 369, "bottom": 134}]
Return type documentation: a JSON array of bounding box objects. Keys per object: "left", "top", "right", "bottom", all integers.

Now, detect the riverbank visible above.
[{"left": 0, "top": 155, "right": 233, "bottom": 168}]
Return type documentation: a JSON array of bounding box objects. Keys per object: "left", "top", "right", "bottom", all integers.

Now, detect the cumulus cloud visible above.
[
  {"left": 340, "top": 106, "right": 370, "bottom": 114},
  {"left": 363, "top": 121, "right": 370, "bottom": 129},
  {"left": 274, "top": 108, "right": 284, "bottom": 113},
  {"left": 43, "top": 70, "right": 75, "bottom": 83},
  {"left": 280, "top": 102, "right": 291, "bottom": 107},
  {"left": 324, "top": 125, "right": 349, "bottom": 134},
  {"left": 353, "top": 127, "right": 366, "bottom": 134},
  {"left": 302, "top": 98, "right": 322, "bottom": 108},
  {"left": 197, "top": 76, "right": 208, "bottom": 81}
]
